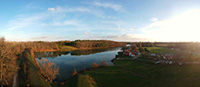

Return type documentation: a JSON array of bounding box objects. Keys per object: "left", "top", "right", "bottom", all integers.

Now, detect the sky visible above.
[{"left": 1, "top": 0, "right": 200, "bottom": 42}]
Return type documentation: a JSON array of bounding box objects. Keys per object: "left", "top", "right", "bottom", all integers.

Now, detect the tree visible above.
[
  {"left": 0, "top": 38, "right": 18, "bottom": 86},
  {"left": 39, "top": 58, "right": 59, "bottom": 83},
  {"left": 92, "top": 63, "right": 99, "bottom": 68},
  {"left": 72, "top": 68, "right": 77, "bottom": 76},
  {"left": 144, "top": 48, "right": 150, "bottom": 53},
  {"left": 131, "top": 44, "right": 138, "bottom": 50},
  {"left": 139, "top": 42, "right": 144, "bottom": 52},
  {"left": 101, "top": 61, "right": 106, "bottom": 67}
]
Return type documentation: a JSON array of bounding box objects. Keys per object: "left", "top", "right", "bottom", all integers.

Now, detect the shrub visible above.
[
  {"left": 92, "top": 63, "right": 99, "bottom": 68},
  {"left": 101, "top": 61, "right": 106, "bottom": 67},
  {"left": 72, "top": 68, "right": 77, "bottom": 76}
]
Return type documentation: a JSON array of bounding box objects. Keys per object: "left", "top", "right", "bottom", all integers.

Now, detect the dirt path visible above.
[
  {"left": 12, "top": 70, "right": 18, "bottom": 87},
  {"left": 12, "top": 57, "right": 22, "bottom": 87}
]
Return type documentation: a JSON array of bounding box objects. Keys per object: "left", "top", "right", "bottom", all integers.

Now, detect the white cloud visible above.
[
  {"left": 6, "top": 12, "right": 84, "bottom": 31},
  {"left": 117, "top": 25, "right": 124, "bottom": 31},
  {"left": 150, "top": 18, "right": 158, "bottom": 22},
  {"left": 91, "top": 2, "right": 123, "bottom": 12},
  {"left": 6, "top": 14, "right": 46, "bottom": 30},
  {"left": 51, "top": 6, "right": 90, "bottom": 13},
  {"left": 52, "top": 6, "right": 90, "bottom": 12},
  {"left": 84, "top": 32, "right": 89, "bottom": 36},
  {"left": 31, "top": 36, "right": 50, "bottom": 40},
  {"left": 141, "top": 9, "right": 200, "bottom": 42},
  {"left": 48, "top": 6, "right": 110, "bottom": 19},
  {"left": 49, "top": 19, "right": 83, "bottom": 26},
  {"left": 48, "top": 8, "right": 55, "bottom": 11},
  {"left": 88, "top": 34, "right": 150, "bottom": 42},
  {"left": 29, "top": 35, "right": 69, "bottom": 41}
]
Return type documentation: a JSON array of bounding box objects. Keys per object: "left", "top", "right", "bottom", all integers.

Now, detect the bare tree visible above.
[
  {"left": 39, "top": 58, "right": 59, "bottom": 83},
  {"left": 0, "top": 38, "right": 18, "bottom": 86},
  {"left": 131, "top": 44, "right": 138, "bottom": 50},
  {"left": 101, "top": 61, "right": 106, "bottom": 67},
  {"left": 72, "top": 68, "right": 77, "bottom": 76},
  {"left": 92, "top": 63, "right": 99, "bottom": 68}
]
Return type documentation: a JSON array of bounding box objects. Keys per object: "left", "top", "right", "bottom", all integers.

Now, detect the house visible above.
[
  {"left": 131, "top": 50, "right": 140, "bottom": 55},
  {"left": 124, "top": 51, "right": 129, "bottom": 56},
  {"left": 124, "top": 51, "right": 135, "bottom": 57},
  {"left": 128, "top": 51, "right": 135, "bottom": 57},
  {"left": 150, "top": 53, "right": 156, "bottom": 56},
  {"left": 165, "top": 54, "right": 173, "bottom": 59},
  {"left": 126, "top": 44, "right": 131, "bottom": 47}
]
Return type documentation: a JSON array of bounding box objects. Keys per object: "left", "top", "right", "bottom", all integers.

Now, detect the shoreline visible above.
[
  {"left": 19, "top": 47, "right": 121, "bottom": 86},
  {"left": 34, "top": 46, "right": 121, "bottom": 52}
]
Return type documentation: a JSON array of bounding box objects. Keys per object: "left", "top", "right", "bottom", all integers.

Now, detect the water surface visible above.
[{"left": 35, "top": 47, "right": 121, "bottom": 82}]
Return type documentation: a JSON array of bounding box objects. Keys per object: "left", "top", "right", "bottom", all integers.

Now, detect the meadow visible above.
[
  {"left": 66, "top": 47, "right": 200, "bottom": 87},
  {"left": 67, "top": 60, "right": 200, "bottom": 87},
  {"left": 144, "top": 47, "right": 175, "bottom": 54}
]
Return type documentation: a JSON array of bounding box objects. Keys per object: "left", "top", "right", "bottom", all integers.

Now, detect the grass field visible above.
[
  {"left": 60, "top": 46, "right": 78, "bottom": 51},
  {"left": 67, "top": 59, "right": 200, "bottom": 87},
  {"left": 145, "top": 47, "right": 175, "bottom": 54}
]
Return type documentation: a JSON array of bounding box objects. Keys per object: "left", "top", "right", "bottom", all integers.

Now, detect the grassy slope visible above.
[
  {"left": 145, "top": 47, "right": 175, "bottom": 54},
  {"left": 77, "top": 75, "right": 96, "bottom": 87},
  {"left": 76, "top": 60, "right": 200, "bottom": 87},
  {"left": 59, "top": 46, "right": 78, "bottom": 51},
  {"left": 18, "top": 50, "right": 52, "bottom": 87},
  {"left": 67, "top": 47, "right": 200, "bottom": 87},
  {"left": 65, "top": 75, "right": 96, "bottom": 87}
]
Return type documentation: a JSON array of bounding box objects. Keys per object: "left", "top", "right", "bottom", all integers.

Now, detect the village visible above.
[{"left": 115, "top": 43, "right": 200, "bottom": 65}]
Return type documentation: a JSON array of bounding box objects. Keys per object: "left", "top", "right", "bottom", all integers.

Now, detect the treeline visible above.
[
  {"left": 6, "top": 40, "right": 124, "bottom": 55},
  {"left": 130, "top": 42, "right": 200, "bottom": 53},
  {"left": 7, "top": 41, "right": 59, "bottom": 55},
  {"left": 172, "top": 43, "right": 200, "bottom": 52},
  {"left": 68, "top": 40, "right": 125, "bottom": 49},
  {"left": 128, "top": 42, "right": 183, "bottom": 47},
  {"left": 153, "top": 42, "right": 200, "bottom": 52},
  {"left": 0, "top": 38, "right": 18, "bottom": 86}
]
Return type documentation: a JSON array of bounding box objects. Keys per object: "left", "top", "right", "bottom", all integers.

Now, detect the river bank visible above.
[
  {"left": 33, "top": 46, "right": 122, "bottom": 52},
  {"left": 17, "top": 47, "right": 121, "bottom": 87},
  {"left": 18, "top": 48, "right": 52, "bottom": 87}
]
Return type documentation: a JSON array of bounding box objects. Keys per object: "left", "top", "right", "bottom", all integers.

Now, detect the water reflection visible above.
[
  {"left": 35, "top": 51, "right": 69, "bottom": 59},
  {"left": 35, "top": 47, "right": 121, "bottom": 82},
  {"left": 71, "top": 47, "right": 120, "bottom": 56},
  {"left": 35, "top": 47, "right": 120, "bottom": 58}
]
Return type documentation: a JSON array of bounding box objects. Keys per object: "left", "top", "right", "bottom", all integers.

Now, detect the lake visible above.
[{"left": 35, "top": 47, "right": 121, "bottom": 82}]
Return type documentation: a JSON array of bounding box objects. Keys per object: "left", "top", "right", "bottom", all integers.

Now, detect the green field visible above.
[
  {"left": 145, "top": 47, "right": 175, "bottom": 54},
  {"left": 60, "top": 46, "right": 78, "bottom": 51},
  {"left": 67, "top": 60, "right": 200, "bottom": 87}
]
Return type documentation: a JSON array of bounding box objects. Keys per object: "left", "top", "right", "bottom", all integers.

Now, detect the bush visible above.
[
  {"left": 101, "top": 61, "right": 106, "bottom": 67},
  {"left": 72, "top": 68, "right": 77, "bottom": 76},
  {"left": 92, "top": 63, "right": 99, "bottom": 68}
]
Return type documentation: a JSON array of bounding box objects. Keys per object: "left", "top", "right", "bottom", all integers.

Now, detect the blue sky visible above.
[{"left": 1, "top": 0, "right": 200, "bottom": 42}]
